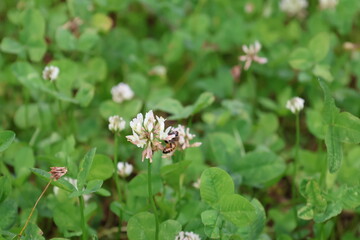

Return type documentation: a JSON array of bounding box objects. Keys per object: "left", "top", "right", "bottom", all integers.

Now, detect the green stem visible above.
[
  {"left": 18, "top": 179, "right": 52, "bottom": 238},
  {"left": 292, "top": 112, "right": 300, "bottom": 201},
  {"left": 79, "top": 196, "right": 87, "bottom": 240},
  {"left": 148, "top": 160, "right": 159, "bottom": 240},
  {"left": 113, "top": 134, "right": 122, "bottom": 237}
]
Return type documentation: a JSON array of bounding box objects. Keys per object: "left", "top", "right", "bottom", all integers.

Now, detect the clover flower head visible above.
[
  {"left": 149, "top": 65, "right": 167, "bottom": 77},
  {"left": 42, "top": 66, "right": 60, "bottom": 81},
  {"left": 108, "top": 115, "right": 126, "bottom": 133},
  {"left": 319, "top": 0, "right": 338, "bottom": 9},
  {"left": 239, "top": 41, "right": 267, "bottom": 70},
  {"left": 173, "top": 125, "right": 202, "bottom": 150},
  {"left": 280, "top": 0, "right": 308, "bottom": 16},
  {"left": 111, "top": 83, "right": 134, "bottom": 103},
  {"left": 49, "top": 167, "right": 67, "bottom": 181},
  {"left": 175, "top": 231, "right": 201, "bottom": 240},
  {"left": 126, "top": 110, "right": 170, "bottom": 163},
  {"left": 117, "top": 162, "right": 133, "bottom": 178},
  {"left": 286, "top": 97, "right": 305, "bottom": 114}
]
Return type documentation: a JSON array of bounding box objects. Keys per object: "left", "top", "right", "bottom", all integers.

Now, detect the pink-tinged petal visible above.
[
  {"left": 254, "top": 41, "right": 261, "bottom": 52},
  {"left": 242, "top": 45, "right": 249, "bottom": 53},
  {"left": 244, "top": 59, "right": 252, "bottom": 70},
  {"left": 239, "top": 55, "right": 248, "bottom": 62},
  {"left": 254, "top": 56, "right": 268, "bottom": 64}
]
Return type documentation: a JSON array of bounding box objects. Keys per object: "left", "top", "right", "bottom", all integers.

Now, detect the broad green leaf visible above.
[
  {"left": 0, "top": 37, "right": 25, "bottom": 55},
  {"left": 297, "top": 205, "right": 314, "bottom": 220},
  {"left": 22, "top": 9, "right": 45, "bottom": 41},
  {"left": 159, "top": 220, "right": 182, "bottom": 240},
  {"left": 87, "top": 154, "right": 114, "bottom": 181},
  {"left": 69, "top": 180, "right": 103, "bottom": 198},
  {"left": 86, "top": 57, "right": 107, "bottom": 82},
  {"left": 30, "top": 168, "right": 76, "bottom": 192},
  {"left": 127, "top": 212, "right": 155, "bottom": 240},
  {"left": 334, "top": 112, "right": 360, "bottom": 144},
  {"left": 0, "top": 199, "right": 17, "bottom": 230},
  {"left": 313, "top": 64, "right": 333, "bottom": 82},
  {"left": 308, "top": 32, "right": 330, "bottom": 62},
  {"left": 219, "top": 194, "right": 257, "bottom": 228},
  {"left": 56, "top": 28, "right": 76, "bottom": 51},
  {"left": 238, "top": 199, "right": 266, "bottom": 240},
  {"left": 207, "top": 132, "right": 240, "bottom": 167},
  {"left": 77, "top": 148, "right": 97, "bottom": 190},
  {"left": 154, "top": 98, "right": 184, "bottom": 115},
  {"left": 99, "top": 99, "right": 143, "bottom": 121},
  {"left": 160, "top": 160, "right": 191, "bottom": 189},
  {"left": 200, "top": 167, "right": 234, "bottom": 208},
  {"left": 313, "top": 202, "right": 342, "bottom": 223},
  {"left": 53, "top": 202, "right": 81, "bottom": 232},
  {"left": 191, "top": 92, "right": 215, "bottom": 115},
  {"left": 235, "top": 151, "right": 285, "bottom": 186},
  {"left": 201, "top": 210, "right": 222, "bottom": 239},
  {"left": 128, "top": 173, "right": 162, "bottom": 197},
  {"left": 75, "top": 83, "right": 95, "bottom": 107},
  {"left": 91, "top": 13, "right": 113, "bottom": 33},
  {"left": 289, "top": 48, "right": 313, "bottom": 70},
  {"left": 13, "top": 145, "right": 35, "bottom": 184},
  {"left": 306, "top": 109, "right": 325, "bottom": 139},
  {"left": 0, "top": 176, "right": 11, "bottom": 203},
  {"left": 27, "top": 38, "right": 47, "bottom": 62},
  {"left": 0, "top": 130, "right": 15, "bottom": 152},
  {"left": 318, "top": 78, "right": 342, "bottom": 173},
  {"left": 77, "top": 30, "right": 99, "bottom": 52},
  {"left": 305, "top": 180, "right": 327, "bottom": 213}
]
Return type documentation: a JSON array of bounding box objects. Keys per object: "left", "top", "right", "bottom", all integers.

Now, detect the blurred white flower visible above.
[
  {"left": 175, "top": 231, "right": 201, "bottom": 240},
  {"left": 126, "top": 110, "right": 171, "bottom": 162},
  {"left": 53, "top": 177, "right": 92, "bottom": 202},
  {"left": 279, "top": 0, "right": 308, "bottom": 16},
  {"left": 319, "top": 0, "right": 338, "bottom": 9},
  {"left": 117, "top": 162, "right": 133, "bottom": 178},
  {"left": 286, "top": 97, "right": 305, "bottom": 114},
  {"left": 239, "top": 41, "right": 267, "bottom": 70},
  {"left": 111, "top": 83, "right": 134, "bottom": 103},
  {"left": 42, "top": 66, "right": 60, "bottom": 81},
  {"left": 244, "top": 2, "right": 255, "bottom": 14},
  {"left": 149, "top": 65, "right": 167, "bottom": 77},
  {"left": 193, "top": 178, "right": 201, "bottom": 189},
  {"left": 108, "top": 115, "right": 126, "bottom": 133}
]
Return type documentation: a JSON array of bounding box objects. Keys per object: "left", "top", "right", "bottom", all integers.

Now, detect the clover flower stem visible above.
[
  {"left": 18, "top": 179, "right": 53, "bottom": 238},
  {"left": 113, "top": 133, "right": 122, "bottom": 237},
  {"left": 292, "top": 112, "right": 300, "bottom": 201},
  {"left": 148, "top": 160, "right": 159, "bottom": 240},
  {"left": 79, "top": 195, "right": 87, "bottom": 240}
]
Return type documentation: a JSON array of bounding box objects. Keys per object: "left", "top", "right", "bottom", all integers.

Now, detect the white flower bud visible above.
[
  {"left": 117, "top": 162, "right": 133, "bottom": 178},
  {"left": 108, "top": 115, "right": 126, "bottom": 132},
  {"left": 111, "top": 83, "right": 134, "bottom": 103},
  {"left": 286, "top": 97, "right": 305, "bottom": 114},
  {"left": 175, "top": 231, "right": 201, "bottom": 240},
  {"left": 42, "top": 66, "right": 60, "bottom": 81},
  {"left": 279, "top": 0, "right": 308, "bottom": 16}
]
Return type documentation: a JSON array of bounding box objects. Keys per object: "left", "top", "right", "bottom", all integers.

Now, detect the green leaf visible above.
[
  {"left": 313, "top": 64, "right": 333, "bottom": 82},
  {"left": 0, "top": 37, "right": 25, "bottom": 55},
  {"left": 201, "top": 210, "right": 222, "bottom": 239},
  {"left": 53, "top": 202, "right": 81, "bottom": 232},
  {"left": 77, "top": 30, "right": 99, "bottom": 52},
  {"left": 75, "top": 83, "right": 95, "bottom": 107},
  {"left": 91, "top": 13, "right": 113, "bottom": 33},
  {"left": 56, "top": 28, "right": 76, "bottom": 51},
  {"left": 154, "top": 98, "right": 185, "bottom": 115},
  {"left": 238, "top": 199, "right": 266, "bottom": 240},
  {"left": 297, "top": 205, "right": 314, "bottom": 220},
  {"left": 334, "top": 112, "right": 360, "bottom": 144},
  {"left": 219, "top": 194, "right": 257, "bottom": 228},
  {"left": 127, "top": 212, "right": 155, "bottom": 240},
  {"left": 0, "top": 199, "right": 17, "bottom": 230},
  {"left": 77, "top": 148, "right": 97, "bottom": 190},
  {"left": 236, "top": 151, "right": 285, "bottom": 186},
  {"left": 22, "top": 9, "right": 45, "bottom": 41},
  {"left": 0, "top": 176, "right": 12, "bottom": 203},
  {"left": 128, "top": 173, "right": 162, "bottom": 197},
  {"left": 87, "top": 154, "right": 114, "bottom": 181},
  {"left": 99, "top": 99, "right": 143, "bottom": 122},
  {"left": 191, "top": 92, "right": 215, "bottom": 115},
  {"left": 69, "top": 180, "right": 103, "bottom": 198},
  {"left": 289, "top": 48, "right": 313, "bottom": 70},
  {"left": 159, "top": 220, "right": 182, "bottom": 240},
  {"left": 305, "top": 180, "right": 327, "bottom": 213},
  {"left": 160, "top": 160, "right": 191, "bottom": 189},
  {"left": 200, "top": 167, "right": 234, "bottom": 208},
  {"left": 30, "top": 168, "right": 76, "bottom": 192},
  {"left": 0, "top": 130, "right": 15, "bottom": 152},
  {"left": 27, "top": 38, "right": 47, "bottom": 62},
  {"left": 308, "top": 32, "right": 330, "bottom": 62}
]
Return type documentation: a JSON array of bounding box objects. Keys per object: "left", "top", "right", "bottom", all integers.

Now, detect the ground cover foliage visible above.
[{"left": 1, "top": 0, "right": 360, "bottom": 239}]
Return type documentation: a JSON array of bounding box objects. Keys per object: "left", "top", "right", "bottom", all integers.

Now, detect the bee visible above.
[{"left": 163, "top": 130, "right": 179, "bottom": 154}]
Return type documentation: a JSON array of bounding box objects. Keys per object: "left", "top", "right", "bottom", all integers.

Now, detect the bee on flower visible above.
[
  {"left": 108, "top": 115, "right": 126, "bottom": 133},
  {"left": 286, "top": 97, "right": 305, "bottom": 114},
  {"left": 279, "top": 0, "right": 308, "bottom": 16},
  {"left": 175, "top": 231, "right": 201, "bottom": 240},
  {"left": 42, "top": 66, "right": 60, "bottom": 81},
  {"left": 117, "top": 162, "right": 133, "bottom": 178},
  {"left": 126, "top": 110, "right": 172, "bottom": 163},
  {"left": 239, "top": 41, "right": 267, "bottom": 70},
  {"left": 111, "top": 83, "right": 134, "bottom": 103}
]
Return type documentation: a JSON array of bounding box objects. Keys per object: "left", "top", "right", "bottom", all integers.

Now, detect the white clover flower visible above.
[
  {"left": 149, "top": 65, "right": 167, "bottom": 77},
  {"left": 117, "top": 162, "right": 133, "bottom": 178},
  {"left": 175, "top": 231, "right": 201, "bottom": 240},
  {"left": 319, "top": 0, "right": 338, "bottom": 9},
  {"left": 126, "top": 110, "right": 171, "bottom": 162},
  {"left": 173, "top": 125, "right": 202, "bottom": 150},
  {"left": 286, "top": 97, "right": 305, "bottom": 114},
  {"left": 280, "top": 0, "right": 308, "bottom": 16},
  {"left": 108, "top": 115, "right": 126, "bottom": 133},
  {"left": 192, "top": 178, "right": 201, "bottom": 189},
  {"left": 53, "top": 177, "right": 92, "bottom": 202},
  {"left": 111, "top": 83, "right": 134, "bottom": 103},
  {"left": 42, "top": 66, "right": 60, "bottom": 81},
  {"left": 239, "top": 41, "right": 267, "bottom": 70}
]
